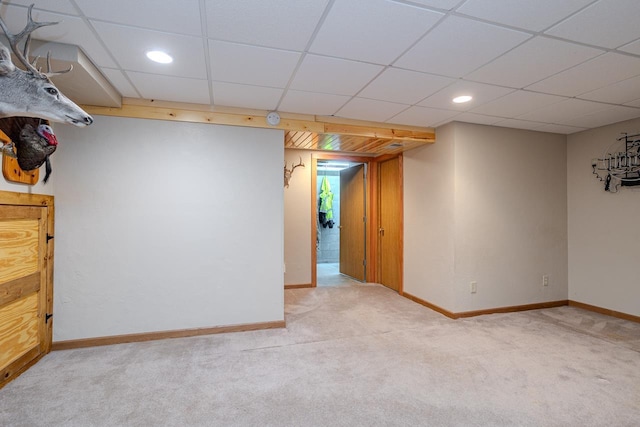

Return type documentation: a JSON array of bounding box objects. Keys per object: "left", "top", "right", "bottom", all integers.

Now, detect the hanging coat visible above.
[{"left": 319, "top": 176, "right": 334, "bottom": 228}]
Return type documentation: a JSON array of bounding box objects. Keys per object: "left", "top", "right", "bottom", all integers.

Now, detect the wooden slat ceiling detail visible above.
[
  {"left": 284, "top": 131, "right": 431, "bottom": 156},
  {"left": 82, "top": 102, "right": 436, "bottom": 156}
]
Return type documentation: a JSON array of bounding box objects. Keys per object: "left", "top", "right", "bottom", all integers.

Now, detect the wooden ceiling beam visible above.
[
  {"left": 81, "top": 100, "right": 436, "bottom": 145},
  {"left": 322, "top": 123, "right": 435, "bottom": 143},
  {"left": 81, "top": 103, "right": 324, "bottom": 133}
]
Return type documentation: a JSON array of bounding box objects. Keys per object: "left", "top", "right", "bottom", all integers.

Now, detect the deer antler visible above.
[
  {"left": 0, "top": 4, "right": 64, "bottom": 77},
  {"left": 291, "top": 157, "right": 305, "bottom": 173},
  {"left": 43, "top": 51, "right": 72, "bottom": 76},
  {"left": 284, "top": 156, "right": 305, "bottom": 188}
]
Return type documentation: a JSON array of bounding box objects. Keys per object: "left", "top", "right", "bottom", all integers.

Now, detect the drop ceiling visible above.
[{"left": 3, "top": 0, "right": 640, "bottom": 136}]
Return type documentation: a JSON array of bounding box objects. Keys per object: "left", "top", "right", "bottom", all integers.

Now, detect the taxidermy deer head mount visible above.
[
  {"left": 0, "top": 2, "right": 94, "bottom": 127},
  {"left": 284, "top": 157, "right": 304, "bottom": 188}
]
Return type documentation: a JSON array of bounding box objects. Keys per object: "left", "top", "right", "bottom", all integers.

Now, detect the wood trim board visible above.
[
  {"left": 83, "top": 101, "right": 436, "bottom": 143},
  {"left": 402, "top": 292, "right": 458, "bottom": 319},
  {"left": 568, "top": 300, "right": 640, "bottom": 323},
  {"left": 284, "top": 284, "right": 313, "bottom": 289},
  {"left": 52, "top": 320, "right": 286, "bottom": 351},
  {"left": 455, "top": 300, "right": 570, "bottom": 318},
  {"left": 84, "top": 102, "right": 435, "bottom": 157},
  {"left": 403, "top": 292, "right": 568, "bottom": 319},
  {"left": 403, "top": 292, "right": 640, "bottom": 324}
]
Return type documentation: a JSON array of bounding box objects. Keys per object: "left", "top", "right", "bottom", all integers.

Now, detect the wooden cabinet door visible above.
[
  {"left": 0, "top": 203, "right": 51, "bottom": 388},
  {"left": 339, "top": 164, "right": 366, "bottom": 281}
]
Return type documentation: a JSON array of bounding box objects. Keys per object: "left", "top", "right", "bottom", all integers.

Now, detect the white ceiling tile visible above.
[
  {"left": 289, "top": 54, "right": 383, "bottom": 96},
  {"left": 205, "top": 0, "right": 330, "bottom": 51},
  {"left": 470, "top": 91, "right": 566, "bottom": 117},
  {"left": 517, "top": 99, "right": 611, "bottom": 124},
  {"left": 546, "top": 0, "right": 640, "bottom": 48},
  {"left": 127, "top": 72, "right": 210, "bottom": 104},
  {"left": 527, "top": 53, "right": 640, "bottom": 97},
  {"left": 389, "top": 106, "right": 459, "bottom": 127},
  {"left": 467, "top": 37, "right": 602, "bottom": 88},
  {"left": 493, "top": 119, "right": 547, "bottom": 132},
  {"left": 618, "top": 39, "right": 640, "bottom": 56},
  {"left": 446, "top": 113, "right": 504, "bottom": 126},
  {"left": 100, "top": 68, "right": 139, "bottom": 98},
  {"left": 392, "top": 0, "right": 462, "bottom": 10},
  {"left": 278, "top": 90, "right": 350, "bottom": 116},
  {"left": 3, "top": 0, "right": 78, "bottom": 14},
  {"left": 580, "top": 76, "right": 640, "bottom": 104},
  {"left": 209, "top": 41, "right": 300, "bottom": 88},
  {"left": 76, "top": 0, "right": 202, "bottom": 36},
  {"left": 537, "top": 123, "right": 587, "bottom": 134},
  {"left": 457, "top": 0, "right": 594, "bottom": 32},
  {"left": 92, "top": 22, "right": 207, "bottom": 79},
  {"left": 310, "top": 0, "right": 443, "bottom": 64},
  {"left": 0, "top": 7, "right": 117, "bottom": 68},
  {"left": 359, "top": 68, "right": 454, "bottom": 105},
  {"left": 563, "top": 105, "right": 640, "bottom": 128},
  {"left": 213, "top": 82, "right": 282, "bottom": 110},
  {"left": 624, "top": 98, "right": 640, "bottom": 108},
  {"left": 419, "top": 81, "right": 515, "bottom": 111},
  {"left": 395, "top": 16, "right": 531, "bottom": 78},
  {"left": 336, "top": 98, "right": 409, "bottom": 122},
  {"left": 3, "top": 0, "right": 638, "bottom": 131}
]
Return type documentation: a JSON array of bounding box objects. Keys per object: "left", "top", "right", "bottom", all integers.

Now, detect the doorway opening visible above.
[
  {"left": 312, "top": 154, "right": 373, "bottom": 288},
  {"left": 316, "top": 159, "right": 365, "bottom": 287}
]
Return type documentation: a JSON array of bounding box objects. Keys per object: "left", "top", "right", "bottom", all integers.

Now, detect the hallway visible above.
[{"left": 316, "top": 262, "right": 363, "bottom": 287}]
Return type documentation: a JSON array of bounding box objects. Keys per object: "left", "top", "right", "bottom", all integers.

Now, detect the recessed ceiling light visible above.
[
  {"left": 452, "top": 95, "right": 473, "bottom": 104},
  {"left": 146, "top": 50, "right": 173, "bottom": 64}
]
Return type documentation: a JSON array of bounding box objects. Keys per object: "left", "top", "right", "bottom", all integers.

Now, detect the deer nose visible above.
[{"left": 84, "top": 115, "right": 94, "bottom": 125}]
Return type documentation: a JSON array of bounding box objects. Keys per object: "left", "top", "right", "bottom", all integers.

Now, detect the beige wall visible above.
[
  {"left": 51, "top": 116, "right": 285, "bottom": 341},
  {"left": 0, "top": 175, "right": 53, "bottom": 195},
  {"left": 284, "top": 149, "right": 313, "bottom": 286},
  {"left": 404, "top": 122, "right": 568, "bottom": 313},
  {"left": 403, "top": 123, "right": 456, "bottom": 310},
  {"left": 453, "top": 122, "right": 568, "bottom": 312},
  {"left": 7, "top": 114, "right": 630, "bottom": 331},
  {"left": 567, "top": 117, "right": 640, "bottom": 316}
]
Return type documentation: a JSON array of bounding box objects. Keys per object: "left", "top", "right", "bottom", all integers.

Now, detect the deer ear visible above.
[{"left": 0, "top": 44, "right": 16, "bottom": 76}]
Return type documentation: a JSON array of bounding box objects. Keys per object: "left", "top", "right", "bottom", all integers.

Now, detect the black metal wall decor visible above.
[{"left": 592, "top": 133, "right": 640, "bottom": 192}]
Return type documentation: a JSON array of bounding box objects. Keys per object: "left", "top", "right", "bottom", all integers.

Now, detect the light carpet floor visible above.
[{"left": 1, "top": 283, "right": 639, "bottom": 426}]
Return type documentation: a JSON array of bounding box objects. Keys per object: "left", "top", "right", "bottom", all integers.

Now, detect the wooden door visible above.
[
  {"left": 339, "top": 164, "right": 366, "bottom": 281},
  {"left": 378, "top": 157, "right": 402, "bottom": 292},
  {"left": 0, "top": 196, "right": 53, "bottom": 389}
]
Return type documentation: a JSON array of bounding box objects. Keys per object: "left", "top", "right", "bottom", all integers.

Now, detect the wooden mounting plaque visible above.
[
  {"left": 0, "top": 123, "right": 40, "bottom": 186},
  {"left": 1, "top": 130, "right": 39, "bottom": 185}
]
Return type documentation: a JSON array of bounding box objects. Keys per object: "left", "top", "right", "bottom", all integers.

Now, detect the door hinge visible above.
[
  {"left": 46, "top": 234, "right": 54, "bottom": 242},
  {"left": 45, "top": 313, "right": 53, "bottom": 324},
  {"left": 363, "top": 259, "right": 367, "bottom": 266}
]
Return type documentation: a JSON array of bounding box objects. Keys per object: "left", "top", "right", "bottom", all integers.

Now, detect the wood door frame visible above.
[
  {"left": 376, "top": 154, "right": 404, "bottom": 294},
  {"left": 311, "top": 153, "right": 378, "bottom": 287},
  {"left": 0, "top": 190, "right": 54, "bottom": 352}
]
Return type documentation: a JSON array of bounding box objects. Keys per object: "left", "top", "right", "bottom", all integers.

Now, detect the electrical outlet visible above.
[
  {"left": 470, "top": 281, "right": 477, "bottom": 294},
  {"left": 542, "top": 275, "right": 549, "bottom": 287}
]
